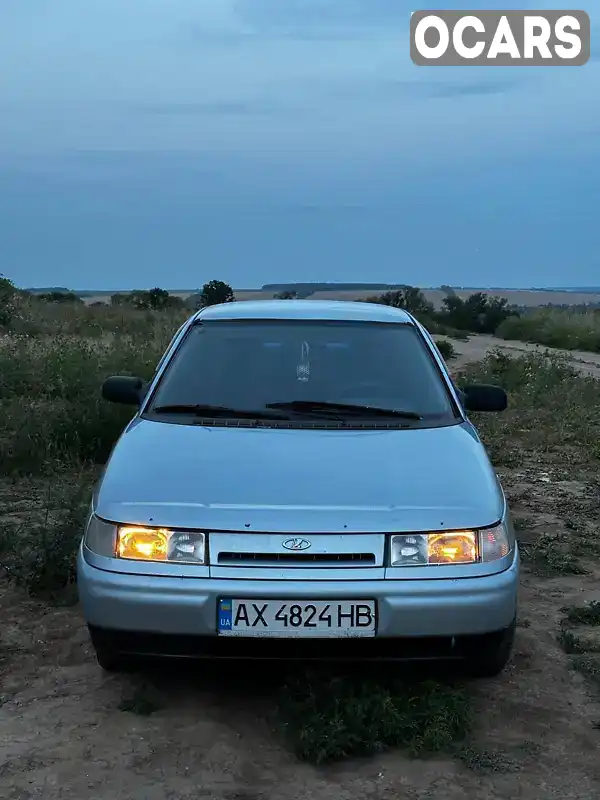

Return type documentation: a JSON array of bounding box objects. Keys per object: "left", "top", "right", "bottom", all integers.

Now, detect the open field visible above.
[
  {"left": 2, "top": 303, "right": 600, "bottom": 799},
  {"left": 81, "top": 288, "right": 600, "bottom": 309}
]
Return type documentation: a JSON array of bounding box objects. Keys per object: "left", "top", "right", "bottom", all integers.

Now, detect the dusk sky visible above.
[{"left": 0, "top": 1, "right": 598, "bottom": 291}]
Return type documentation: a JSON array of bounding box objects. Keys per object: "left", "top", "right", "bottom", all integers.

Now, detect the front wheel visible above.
[
  {"left": 461, "top": 618, "right": 516, "bottom": 679},
  {"left": 88, "top": 626, "right": 135, "bottom": 673}
]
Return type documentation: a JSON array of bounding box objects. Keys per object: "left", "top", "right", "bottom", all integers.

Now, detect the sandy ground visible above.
[{"left": 1, "top": 334, "right": 600, "bottom": 799}]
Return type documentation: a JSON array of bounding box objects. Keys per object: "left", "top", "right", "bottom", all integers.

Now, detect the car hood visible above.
[{"left": 94, "top": 419, "right": 505, "bottom": 533}]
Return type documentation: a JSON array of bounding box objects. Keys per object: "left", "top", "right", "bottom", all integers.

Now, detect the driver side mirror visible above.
[
  {"left": 102, "top": 376, "right": 148, "bottom": 406},
  {"left": 460, "top": 383, "right": 507, "bottom": 413}
]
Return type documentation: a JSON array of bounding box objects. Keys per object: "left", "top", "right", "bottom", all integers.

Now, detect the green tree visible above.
[
  {"left": 197, "top": 280, "right": 235, "bottom": 308},
  {"left": 439, "top": 292, "right": 517, "bottom": 334},
  {"left": 274, "top": 290, "right": 298, "bottom": 299},
  {"left": 37, "top": 290, "right": 83, "bottom": 304},
  {"left": 364, "top": 286, "right": 434, "bottom": 318},
  {"left": 0, "top": 275, "right": 17, "bottom": 327}
]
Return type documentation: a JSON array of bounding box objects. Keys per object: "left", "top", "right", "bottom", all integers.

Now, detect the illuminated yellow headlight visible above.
[
  {"left": 116, "top": 526, "right": 206, "bottom": 564},
  {"left": 118, "top": 527, "right": 169, "bottom": 561},
  {"left": 428, "top": 531, "right": 477, "bottom": 564},
  {"left": 389, "top": 524, "right": 510, "bottom": 567},
  {"left": 84, "top": 517, "right": 206, "bottom": 564}
]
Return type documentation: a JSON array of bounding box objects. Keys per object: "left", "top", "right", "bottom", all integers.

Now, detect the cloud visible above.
[
  {"left": 426, "top": 79, "right": 521, "bottom": 98},
  {"left": 128, "top": 100, "right": 280, "bottom": 116}
]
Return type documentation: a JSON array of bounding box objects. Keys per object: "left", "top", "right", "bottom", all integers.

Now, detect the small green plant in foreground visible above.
[
  {"left": 435, "top": 339, "right": 456, "bottom": 360},
  {"left": 561, "top": 601, "right": 600, "bottom": 627},
  {"left": 557, "top": 629, "right": 597, "bottom": 655},
  {"left": 278, "top": 669, "right": 470, "bottom": 763},
  {"left": 570, "top": 655, "right": 600, "bottom": 691},
  {"left": 520, "top": 533, "right": 588, "bottom": 577},
  {"left": 458, "top": 746, "right": 520, "bottom": 773},
  {"left": 119, "top": 680, "right": 163, "bottom": 716}
]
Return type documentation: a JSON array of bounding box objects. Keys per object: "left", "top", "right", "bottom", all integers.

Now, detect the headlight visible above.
[
  {"left": 117, "top": 526, "right": 205, "bottom": 564},
  {"left": 84, "top": 516, "right": 206, "bottom": 564},
  {"left": 389, "top": 523, "right": 510, "bottom": 567}
]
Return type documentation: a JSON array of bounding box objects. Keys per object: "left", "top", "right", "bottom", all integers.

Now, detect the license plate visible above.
[{"left": 217, "top": 599, "right": 376, "bottom": 638}]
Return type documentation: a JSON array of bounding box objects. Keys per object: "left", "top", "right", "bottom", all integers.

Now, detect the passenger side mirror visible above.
[
  {"left": 102, "top": 376, "right": 148, "bottom": 406},
  {"left": 460, "top": 383, "right": 507, "bottom": 412}
]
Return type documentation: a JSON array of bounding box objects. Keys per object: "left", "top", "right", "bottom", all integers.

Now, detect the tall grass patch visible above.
[
  {"left": 457, "top": 348, "right": 600, "bottom": 468},
  {"left": 0, "top": 319, "right": 180, "bottom": 474},
  {"left": 497, "top": 308, "right": 600, "bottom": 353}
]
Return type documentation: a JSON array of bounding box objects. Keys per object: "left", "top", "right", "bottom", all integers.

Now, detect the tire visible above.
[
  {"left": 461, "top": 618, "right": 516, "bottom": 679},
  {"left": 88, "top": 626, "right": 135, "bottom": 673}
]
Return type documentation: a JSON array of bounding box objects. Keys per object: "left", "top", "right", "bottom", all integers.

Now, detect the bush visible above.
[
  {"left": 36, "top": 290, "right": 83, "bottom": 304},
  {"left": 437, "top": 293, "right": 517, "bottom": 334},
  {"left": 110, "top": 288, "right": 184, "bottom": 310},
  {"left": 364, "top": 286, "right": 434, "bottom": 318},
  {"left": 435, "top": 339, "right": 456, "bottom": 360}
]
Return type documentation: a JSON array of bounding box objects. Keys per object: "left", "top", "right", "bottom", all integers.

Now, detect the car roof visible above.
[{"left": 194, "top": 299, "right": 415, "bottom": 324}]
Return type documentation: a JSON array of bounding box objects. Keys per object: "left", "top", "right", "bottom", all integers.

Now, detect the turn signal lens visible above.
[
  {"left": 116, "top": 526, "right": 206, "bottom": 564},
  {"left": 480, "top": 523, "right": 511, "bottom": 562}
]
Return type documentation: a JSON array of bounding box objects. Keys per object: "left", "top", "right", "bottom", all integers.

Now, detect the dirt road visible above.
[
  {"left": 439, "top": 333, "right": 600, "bottom": 379},
  {"left": 1, "top": 335, "right": 600, "bottom": 800}
]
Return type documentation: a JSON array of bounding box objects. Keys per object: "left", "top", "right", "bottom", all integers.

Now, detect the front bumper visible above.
[{"left": 77, "top": 542, "right": 519, "bottom": 651}]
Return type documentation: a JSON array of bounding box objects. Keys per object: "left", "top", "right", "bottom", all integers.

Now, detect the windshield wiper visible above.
[
  {"left": 265, "top": 400, "right": 422, "bottom": 420},
  {"left": 152, "top": 403, "right": 290, "bottom": 420}
]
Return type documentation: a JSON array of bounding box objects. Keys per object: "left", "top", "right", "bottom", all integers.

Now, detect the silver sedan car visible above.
[{"left": 77, "top": 300, "right": 519, "bottom": 675}]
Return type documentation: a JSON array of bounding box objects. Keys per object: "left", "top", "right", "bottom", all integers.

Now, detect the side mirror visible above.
[
  {"left": 460, "top": 383, "right": 507, "bottom": 413},
  {"left": 102, "top": 376, "right": 147, "bottom": 406}
]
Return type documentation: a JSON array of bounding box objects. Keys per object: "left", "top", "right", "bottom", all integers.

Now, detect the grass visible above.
[
  {"left": 456, "top": 348, "right": 600, "bottom": 469},
  {"left": 558, "top": 603, "right": 600, "bottom": 695},
  {"left": 561, "top": 601, "right": 600, "bottom": 626},
  {"left": 497, "top": 307, "right": 600, "bottom": 353},
  {"left": 278, "top": 668, "right": 470, "bottom": 763},
  {"left": 458, "top": 746, "right": 521, "bottom": 773},
  {"left": 119, "top": 680, "right": 164, "bottom": 716}
]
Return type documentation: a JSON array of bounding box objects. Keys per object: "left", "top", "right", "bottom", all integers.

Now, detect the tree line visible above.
[{"left": 1, "top": 274, "right": 520, "bottom": 335}]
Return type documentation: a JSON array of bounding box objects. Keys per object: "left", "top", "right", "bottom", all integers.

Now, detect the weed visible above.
[
  {"left": 556, "top": 630, "right": 595, "bottom": 655},
  {"left": 520, "top": 533, "right": 587, "bottom": 577},
  {"left": 458, "top": 746, "right": 520, "bottom": 773},
  {"left": 497, "top": 308, "right": 600, "bottom": 353},
  {"left": 570, "top": 655, "right": 600, "bottom": 690},
  {"left": 119, "top": 680, "right": 163, "bottom": 716},
  {"left": 561, "top": 601, "right": 600, "bottom": 627},
  {"left": 435, "top": 339, "right": 456, "bottom": 360},
  {"left": 278, "top": 669, "right": 470, "bottom": 763}
]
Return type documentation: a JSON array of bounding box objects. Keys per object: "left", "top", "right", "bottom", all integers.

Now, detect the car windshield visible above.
[{"left": 147, "top": 319, "right": 456, "bottom": 420}]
